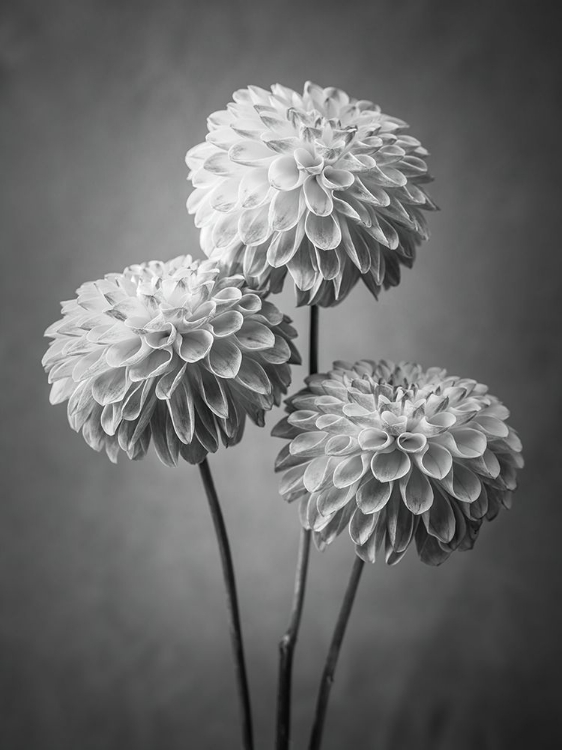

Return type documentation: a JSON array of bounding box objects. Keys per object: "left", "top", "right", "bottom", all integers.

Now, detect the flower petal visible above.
[
  {"left": 260, "top": 335, "right": 291, "bottom": 364},
  {"left": 358, "top": 427, "right": 392, "bottom": 451},
  {"left": 122, "top": 380, "right": 152, "bottom": 421},
  {"left": 236, "top": 357, "right": 271, "bottom": 395},
  {"left": 287, "top": 409, "right": 319, "bottom": 430},
  {"left": 305, "top": 212, "right": 342, "bottom": 251},
  {"left": 279, "top": 464, "right": 306, "bottom": 495},
  {"left": 333, "top": 454, "right": 365, "bottom": 488},
  {"left": 203, "top": 150, "right": 234, "bottom": 175},
  {"left": 238, "top": 204, "right": 272, "bottom": 246},
  {"left": 214, "top": 286, "right": 243, "bottom": 305},
  {"left": 105, "top": 337, "right": 143, "bottom": 368},
  {"left": 349, "top": 508, "right": 378, "bottom": 545},
  {"left": 371, "top": 450, "right": 410, "bottom": 482},
  {"left": 317, "top": 484, "right": 352, "bottom": 516},
  {"left": 155, "top": 364, "right": 187, "bottom": 400},
  {"left": 269, "top": 188, "right": 303, "bottom": 232},
  {"left": 266, "top": 223, "right": 304, "bottom": 267},
  {"left": 355, "top": 511, "right": 386, "bottom": 563},
  {"left": 340, "top": 222, "right": 372, "bottom": 273},
  {"left": 128, "top": 349, "right": 172, "bottom": 382},
  {"left": 325, "top": 435, "right": 357, "bottom": 456},
  {"left": 211, "top": 311, "right": 244, "bottom": 338},
  {"left": 303, "top": 176, "right": 333, "bottom": 216},
  {"left": 167, "top": 380, "right": 195, "bottom": 444},
  {"left": 473, "top": 415, "right": 509, "bottom": 438},
  {"left": 100, "top": 402, "right": 123, "bottom": 436},
  {"left": 206, "top": 126, "right": 240, "bottom": 150},
  {"left": 314, "top": 247, "right": 341, "bottom": 280},
  {"left": 471, "top": 485, "right": 489, "bottom": 519},
  {"left": 208, "top": 177, "right": 240, "bottom": 212},
  {"left": 294, "top": 147, "right": 322, "bottom": 170},
  {"left": 268, "top": 155, "right": 302, "bottom": 190},
  {"left": 207, "top": 338, "right": 242, "bottom": 378},
  {"left": 71, "top": 349, "right": 106, "bottom": 381},
  {"left": 396, "top": 432, "right": 427, "bottom": 454},
  {"left": 365, "top": 214, "right": 399, "bottom": 249},
  {"left": 424, "top": 490, "right": 456, "bottom": 543},
  {"left": 415, "top": 527, "right": 451, "bottom": 566},
  {"left": 287, "top": 242, "right": 318, "bottom": 290},
  {"left": 239, "top": 168, "right": 271, "bottom": 209},
  {"left": 236, "top": 320, "right": 276, "bottom": 350},
  {"left": 307, "top": 495, "right": 333, "bottom": 532},
  {"left": 197, "top": 368, "right": 229, "bottom": 418},
  {"left": 322, "top": 167, "right": 354, "bottom": 190},
  {"left": 316, "top": 414, "right": 356, "bottom": 435},
  {"left": 439, "top": 464, "right": 481, "bottom": 503},
  {"left": 303, "top": 455, "right": 334, "bottom": 492},
  {"left": 262, "top": 136, "right": 303, "bottom": 154},
  {"left": 91, "top": 367, "right": 129, "bottom": 406},
  {"left": 289, "top": 431, "right": 328, "bottom": 455},
  {"left": 399, "top": 467, "right": 434, "bottom": 514},
  {"left": 356, "top": 477, "right": 393, "bottom": 513},
  {"left": 386, "top": 488, "right": 415, "bottom": 553},
  {"left": 179, "top": 330, "right": 214, "bottom": 362},
  {"left": 449, "top": 427, "right": 487, "bottom": 458},
  {"left": 469, "top": 448, "right": 501, "bottom": 479},
  {"left": 418, "top": 411, "right": 457, "bottom": 436},
  {"left": 229, "top": 139, "right": 274, "bottom": 165},
  {"left": 150, "top": 405, "right": 178, "bottom": 466},
  {"left": 49, "top": 377, "right": 75, "bottom": 405},
  {"left": 416, "top": 442, "right": 452, "bottom": 479},
  {"left": 211, "top": 210, "right": 240, "bottom": 248}
]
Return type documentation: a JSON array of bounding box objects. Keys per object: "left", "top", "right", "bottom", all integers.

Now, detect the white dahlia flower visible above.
[
  {"left": 186, "top": 82, "right": 435, "bottom": 307},
  {"left": 273, "top": 360, "right": 523, "bottom": 565},
  {"left": 43, "top": 255, "right": 300, "bottom": 465}
]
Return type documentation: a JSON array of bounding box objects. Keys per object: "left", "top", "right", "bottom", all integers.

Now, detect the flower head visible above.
[
  {"left": 273, "top": 360, "right": 523, "bottom": 565},
  {"left": 186, "top": 82, "right": 435, "bottom": 307},
  {"left": 43, "top": 255, "right": 300, "bottom": 465}
]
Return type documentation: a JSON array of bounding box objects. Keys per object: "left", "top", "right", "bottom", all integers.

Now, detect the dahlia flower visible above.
[
  {"left": 43, "top": 255, "right": 300, "bottom": 466},
  {"left": 186, "top": 82, "right": 435, "bottom": 307},
  {"left": 273, "top": 360, "right": 523, "bottom": 565}
]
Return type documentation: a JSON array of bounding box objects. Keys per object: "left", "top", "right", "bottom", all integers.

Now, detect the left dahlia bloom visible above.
[
  {"left": 186, "top": 82, "right": 435, "bottom": 307},
  {"left": 42, "top": 255, "right": 300, "bottom": 465},
  {"left": 273, "top": 360, "right": 523, "bottom": 565}
]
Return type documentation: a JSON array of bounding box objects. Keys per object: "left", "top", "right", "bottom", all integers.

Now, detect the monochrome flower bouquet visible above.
[{"left": 42, "top": 83, "right": 523, "bottom": 750}]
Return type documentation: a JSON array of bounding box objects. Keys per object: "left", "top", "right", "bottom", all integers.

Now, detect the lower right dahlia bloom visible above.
[{"left": 273, "top": 360, "right": 523, "bottom": 565}]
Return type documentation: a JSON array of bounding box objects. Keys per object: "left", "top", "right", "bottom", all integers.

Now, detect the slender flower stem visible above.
[
  {"left": 198, "top": 458, "right": 254, "bottom": 750},
  {"left": 276, "top": 526, "right": 311, "bottom": 749},
  {"left": 309, "top": 303, "right": 319, "bottom": 375},
  {"left": 308, "top": 556, "right": 365, "bottom": 750},
  {"left": 275, "top": 304, "right": 319, "bottom": 750}
]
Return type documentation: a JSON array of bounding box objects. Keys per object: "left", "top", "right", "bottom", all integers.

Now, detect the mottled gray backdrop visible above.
[{"left": 2, "top": 0, "right": 561, "bottom": 748}]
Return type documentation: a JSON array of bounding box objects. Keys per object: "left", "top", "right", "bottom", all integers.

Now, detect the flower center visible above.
[{"left": 287, "top": 108, "right": 360, "bottom": 167}]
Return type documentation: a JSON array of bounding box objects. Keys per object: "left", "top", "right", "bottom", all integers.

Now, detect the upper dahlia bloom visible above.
[
  {"left": 186, "top": 82, "right": 435, "bottom": 307},
  {"left": 273, "top": 360, "right": 523, "bottom": 565},
  {"left": 43, "top": 255, "right": 300, "bottom": 466}
]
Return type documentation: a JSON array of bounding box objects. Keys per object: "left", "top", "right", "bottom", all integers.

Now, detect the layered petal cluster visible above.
[
  {"left": 273, "top": 360, "right": 523, "bottom": 565},
  {"left": 186, "top": 82, "right": 435, "bottom": 307},
  {"left": 43, "top": 255, "right": 300, "bottom": 465}
]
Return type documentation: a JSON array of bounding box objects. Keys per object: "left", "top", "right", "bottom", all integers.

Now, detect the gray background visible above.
[{"left": 1, "top": 0, "right": 561, "bottom": 748}]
